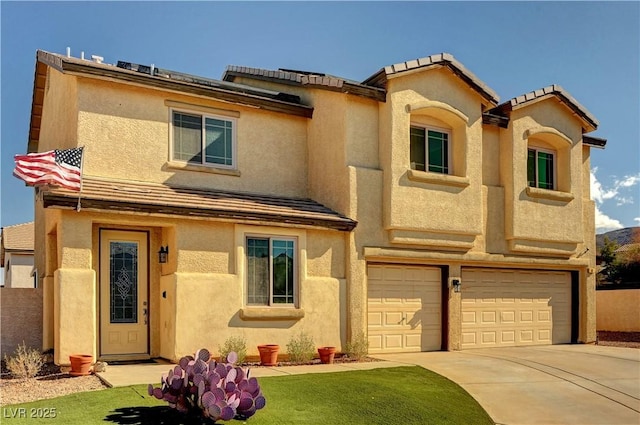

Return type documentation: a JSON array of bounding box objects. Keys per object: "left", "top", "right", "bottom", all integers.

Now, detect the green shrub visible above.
[
  {"left": 4, "top": 342, "right": 44, "bottom": 379},
  {"left": 286, "top": 332, "right": 315, "bottom": 364},
  {"left": 345, "top": 331, "right": 369, "bottom": 361},
  {"left": 219, "top": 335, "right": 247, "bottom": 364}
]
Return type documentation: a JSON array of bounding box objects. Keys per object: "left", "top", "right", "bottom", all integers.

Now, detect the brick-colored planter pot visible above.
[
  {"left": 257, "top": 345, "right": 279, "bottom": 366},
  {"left": 69, "top": 354, "right": 93, "bottom": 376},
  {"left": 318, "top": 346, "right": 336, "bottom": 364}
]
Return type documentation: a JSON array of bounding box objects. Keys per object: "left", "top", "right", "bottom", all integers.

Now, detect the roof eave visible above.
[{"left": 224, "top": 67, "right": 386, "bottom": 102}]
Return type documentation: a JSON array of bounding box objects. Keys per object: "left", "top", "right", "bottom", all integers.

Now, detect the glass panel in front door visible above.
[{"left": 110, "top": 242, "right": 138, "bottom": 323}]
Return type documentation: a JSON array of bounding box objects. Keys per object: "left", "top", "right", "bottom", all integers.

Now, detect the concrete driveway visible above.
[{"left": 373, "top": 345, "right": 640, "bottom": 425}]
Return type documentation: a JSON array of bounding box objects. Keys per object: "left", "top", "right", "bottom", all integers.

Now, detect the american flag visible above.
[{"left": 13, "top": 147, "right": 84, "bottom": 191}]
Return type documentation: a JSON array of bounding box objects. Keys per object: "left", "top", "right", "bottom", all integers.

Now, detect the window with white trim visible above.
[
  {"left": 527, "top": 147, "right": 555, "bottom": 190},
  {"left": 246, "top": 237, "right": 296, "bottom": 306},
  {"left": 172, "top": 110, "right": 236, "bottom": 168},
  {"left": 410, "top": 125, "right": 450, "bottom": 174}
]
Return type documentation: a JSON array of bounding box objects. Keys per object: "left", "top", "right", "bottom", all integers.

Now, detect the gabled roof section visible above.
[
  {"left": 41, "top": 177, "right": 357, "bottom": 232},
  {"left": 489, "top": 84, "right": 599, "bottom": 133},
  {"left": 1, "top": 222, "right": 34, "bottom": 264},
  {"left": 362, "top": 53, "right": 500, "bottom": 106},
  {"left": 28, "top": 50, "right": 313, "bottom": 151},
  {"left": 223, "top": 66, "right": 386, "bottom": 102}
]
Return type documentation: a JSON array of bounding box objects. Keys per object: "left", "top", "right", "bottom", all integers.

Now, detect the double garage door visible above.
[
  {"left": 461, "top": 268, "right": 571, "bottom": 348},
  {"left": 367, "top": 265, "right": 572, "bottom": 353}
]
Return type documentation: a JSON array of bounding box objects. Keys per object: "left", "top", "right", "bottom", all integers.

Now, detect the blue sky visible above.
[{"left": 1, "top": 1, "right": 638, "bottom": 233}]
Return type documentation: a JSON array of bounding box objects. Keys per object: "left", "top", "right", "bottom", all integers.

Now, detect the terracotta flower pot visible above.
[
  {"left": 257, "top": 344, "right": 279, "bottom": 366},
  {"left": 318, "top": 346, "right": 336, "bottom": 364},
  {"left": 69, "top": 354, "right": 93, "bottom": 376}
]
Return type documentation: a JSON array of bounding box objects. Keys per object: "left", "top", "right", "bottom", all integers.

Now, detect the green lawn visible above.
[{"left": 1, "top": 367, "right": 493, "bottom": 425}]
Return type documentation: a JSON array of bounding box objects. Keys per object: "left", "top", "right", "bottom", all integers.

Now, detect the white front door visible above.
[{"left": 100, "top": 230, "right": 149, "bottom": 356}]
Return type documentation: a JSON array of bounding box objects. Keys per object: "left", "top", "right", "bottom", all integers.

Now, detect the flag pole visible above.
[{"left": 76, "top": 146, "right": 85, "bottom": 212}]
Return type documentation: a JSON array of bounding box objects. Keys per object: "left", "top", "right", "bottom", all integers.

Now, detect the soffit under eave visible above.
[{"left": 27, "top": 60, "right": 48, "bottom": 153}]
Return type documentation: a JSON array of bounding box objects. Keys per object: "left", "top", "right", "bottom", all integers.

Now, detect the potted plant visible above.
[
  {"left": 317, "top": 346, "right": 336, "bottom": 364},
  {"left": 257, "top": 344, "right": 279, "bottom": 366},
  {"left": 69, "top": 354, "right": 93, "bottom": 376}
]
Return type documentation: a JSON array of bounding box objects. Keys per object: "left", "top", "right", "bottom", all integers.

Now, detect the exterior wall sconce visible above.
[
  {"left": 158, "top": 246, "right": 169, "bottom": 264},
  {"left": 452, "top": 279, "right": 461, "bottom": 293}
]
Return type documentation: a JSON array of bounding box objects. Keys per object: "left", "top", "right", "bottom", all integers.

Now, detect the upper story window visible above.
[
  {"left": 246, "top": 236, "right": 296, "bottom": 306},
  {"left": 172, "top": 110, "right": 236, "bottom": 169},
  {"left": 410, "top": 125, "right": 450, "bottom": 174},
  {"left": 527, "top": 147, "right": 555, "bottom": 190}
]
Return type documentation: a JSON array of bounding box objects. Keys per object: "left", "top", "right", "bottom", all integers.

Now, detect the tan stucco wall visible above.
[
  {"left": 596, "top": 289, "right": 640, "bottom": 332},
  {"left": 380, "top": 69, "right": 484, "bottom": 249},
  {"left": 502, "top": 99, "right": 585, "bottom": 256},
  {"left": 75, "top": 77, "right": 309, "bottom": 198}
]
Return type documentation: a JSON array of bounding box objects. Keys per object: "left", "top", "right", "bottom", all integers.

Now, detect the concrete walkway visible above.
[
  {"left": 96, "top": 359, "right": 408, "bottom": 388},
  {"left": 375, "top": 345, "right": 640, "bottom": 425}
]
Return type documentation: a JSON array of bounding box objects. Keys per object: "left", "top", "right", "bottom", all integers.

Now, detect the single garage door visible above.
[
  {"left": 461, "top": 269, "right": 571, "bottom": 349},
  {"left": 368, "top": 264, "right": 442, "bottom": 353}
]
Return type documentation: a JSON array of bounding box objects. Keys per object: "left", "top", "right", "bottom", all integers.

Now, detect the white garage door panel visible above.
[
  {"left": 461, "top": 269, "right": 571, "bottom": 349},
  {"left": 368, "top": 265, "right": 441, "bottom": 354}
]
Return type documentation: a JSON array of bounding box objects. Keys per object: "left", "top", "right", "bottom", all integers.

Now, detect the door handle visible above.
[{"left": 143, "top": 308, "right": 148, "bottom": 325}]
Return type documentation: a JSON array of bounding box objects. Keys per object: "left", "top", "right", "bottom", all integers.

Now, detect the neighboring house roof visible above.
[
  {"left": 0, "top": 222, "right": 34, "bottom": 264},
  {"left": 29, "top": 50, "right": 314, "bottom": 152},
  {"left": 41, "top": 177, "right": 357, "bottom": 232},
  {"left": 362, "top": 53, "right": 500, "bottom": 106},
  {"left": 222, "top": 66, "right": 386, "bottom": 102},
  {"left": 488, "top": 84, "right": 599, "bottom": 133}
]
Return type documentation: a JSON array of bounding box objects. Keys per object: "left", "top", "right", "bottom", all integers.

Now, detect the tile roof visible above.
[
  {"left": 30, "top": 50, "right": 313, "bottom": 151},
  {"left": 1, "top": 222, "right": 34, "bottom": 264},
  {"left": 490, "top": 84, "right": 599, "bottom": 132},
  {"left": 223, "top": 66, "right": 386, "bottom": 101},
  {"left": 362, "top": 53, "right": 500, "bottom": 105},
  {"left": 41, "top": 177, "right": 357, "bottom": 232}
]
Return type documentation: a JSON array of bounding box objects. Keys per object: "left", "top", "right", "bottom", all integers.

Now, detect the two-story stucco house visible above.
[{"left": 25, "top": 50, "right": 605, "bottom": 365}]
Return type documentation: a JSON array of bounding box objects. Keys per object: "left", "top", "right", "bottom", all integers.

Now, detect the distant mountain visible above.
[{"left": 596, "top": 227, "right": 640, "bottom": 252}]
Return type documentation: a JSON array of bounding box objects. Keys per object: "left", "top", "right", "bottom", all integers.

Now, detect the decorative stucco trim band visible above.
[
  {"left": 406, "top": 100, "right": 469, "bottom": 124},
  {"left": 524, "top": 127, "right": 573, "bottom": 146},
  {"left": 407, "top": 170, "right": 470, "bottom": 188},
  {"left": 526, "top": 187, "right": 574, "bottom": 203},
  {"left": 239, "top": 308, "right": 305, "bottom": 321}
]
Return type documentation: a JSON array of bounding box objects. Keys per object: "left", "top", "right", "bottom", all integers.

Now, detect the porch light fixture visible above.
[
  {"left": 452, "top": 279, "right": 461, "bottom": 293},
  {"left": 158, "top": 246, "right": 169, "bottom": 264}
]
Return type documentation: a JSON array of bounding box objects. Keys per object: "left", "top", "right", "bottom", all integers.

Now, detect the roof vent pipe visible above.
[
  {"left": 91, "top": 55, "right": 104, "bottom": 64},
  {"left": 81, "top": 51, "right": 85, "bottom": 60},
  {"left": 151, "top": 64, "right": 155, "bottom": 75},
  {"left": 66, "top": 47, "right": 71, "bottom": 58}
]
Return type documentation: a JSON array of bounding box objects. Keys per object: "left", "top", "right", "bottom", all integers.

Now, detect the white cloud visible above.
[
  {"left": 616, "top": 175, "right": 640, "bottom": 188},
  {"left": 595, "top": 204, "right": 624, "bottom": 232},
  {"left": 591, "top": 168, "right": 639, "bottom": 232}
]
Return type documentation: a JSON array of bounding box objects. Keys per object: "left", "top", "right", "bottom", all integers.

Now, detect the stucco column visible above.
[
  {"left": 42, "top": 276, "right": 55, "bottom": 351},
  {"left": 448, "top": 264, "right": 462, "bottom": 350},
  {"left": 54, "top": 268, "right": 96, "bottom": 364}
]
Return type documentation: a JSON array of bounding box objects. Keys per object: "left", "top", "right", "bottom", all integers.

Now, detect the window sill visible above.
[
  {"left": 407, "top": 169, "right": 470, "bottom": 188},
  {"left": 526, "top": 186, "right": 574, "bottom": 202},
  {"left": 166, "top": 161, "right": 240, "bottom": 176},
  {"left": 240, "top": 307, "right": 305, "bottom": 321}
]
